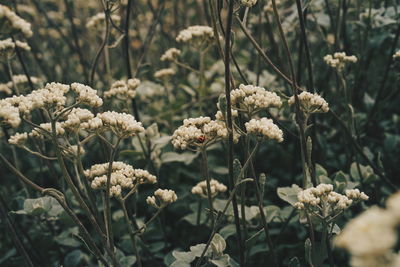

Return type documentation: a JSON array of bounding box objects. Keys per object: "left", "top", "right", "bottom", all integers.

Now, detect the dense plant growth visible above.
[{"left": 0, "top": 0, "right": 399, "bottom": 266}]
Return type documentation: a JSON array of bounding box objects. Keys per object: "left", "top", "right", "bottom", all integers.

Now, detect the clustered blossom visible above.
[
  {"left": 393, "top": 50, "right": 400, "bottom": 59},
  {"left": 172, "top": 116, "right": 229, "bottom": 150},
  {"left": 0, "top": 38, "right": 31, "bottom": 59},
  {"left": 154, "top": 68, "right": 176, "bottom": 79},
  {"left": 61, "top": 108, "right": 94, "bottom": 132},
  {"left": 191, "top": 179, "right": 227, "bottom": 198},
  {"left": 294, "top": 184, "right": 368, "bottom": 215},
  {"left": 0, "top": 99, "right": 21, "bottom": 127},
  {"left": 0, "top": 5, "right": 33, "bottom": 37},
  {"left": 86, "top": 12, "right": 121, "bottom": 30},
  {"left": 215, "top": 109, "right": 238, "bottom": 121},
  {"left": 324, "top": 52, "right": 357, "bottom": 71},
  {"left": 104, "top": 79, "right": 140, "bottom": 99},
  {"left": 176, "top": 25, "right": 214, "bottom": 44},
  {"left": 241, "top": 0, "right": 258, "bottom": 7},
  {"left": 8, "top": 132, "right": 28, "bottom": 145},
  {"left": 0, "top": 75, "right": 41, "bottom": 95},
  {"left": 71, "top": 83, "right": 103, "bottom": 107},
  {"left": 64, "top": 145, "right": 85, "bottom": 158},
  {"left": 146, "top": 189, "right": 178, "bottom": 209},
  {"left": 0, "top": 81, "right": 104, "bottom": 129},
  {"left": 160, "top": 48, "right": 181, "bottom": 62},
  {"left": 288, "top": 91, "right": 329, "bottom": 114},
  {"left": 29, "top": 122, "right": 65, "bottom": 139},
  {"left": 2, "top": 82, "right": 70, "bottom": 122},
  {"left": 231, "top": 84, "right": 282, "bottom": 115},
  {"left": 245, "top": 118, "right": 283, "bottom": 142},
  {"left": 96, "top": 111, "right": 144, "bottom": 138},
  {"left": 84, "top": 161, "right": 157, "bottom": 198},
  {"left": 335, "top": 192, "right": 400, "bottom": 267}
]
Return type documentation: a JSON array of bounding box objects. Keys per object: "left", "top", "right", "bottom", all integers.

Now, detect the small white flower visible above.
[
  {"left": 0, "top": 5, "right": 32, "bottom": 37},
  {"left": 8, "top": 132, "right": 28, "bottom": 145},
  {"left": 191, "top": 179, "right": 227, "bottom": 198},
  {"left": 147, "top": 189, "right": 178, "bottom": 208},
  {"left": 176, "top": 25, "right": 214, "bottom": 44},
  {"left": 245, "top": 118, "right": 283, "bottom": 142},
  {"left": 160, "top": 48, "right": 181, "bottom": 61},
  {"left": 288, "top": 91, "right": 329, "bottom": 114},
  {"left": 154, "top": 68, "right": 176, "bottom": 79}
]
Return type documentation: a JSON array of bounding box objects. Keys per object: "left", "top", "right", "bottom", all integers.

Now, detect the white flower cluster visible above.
[
  {"left": 160, "top": 48, "right": 181, "bottom": 62},
  {"left": 335, "top": 192, "right": 400, "bottom": 267},
  {"left": 146, "top": 189, "right": 178, "bottom": 209},
  {"left": 0, "top": 5, "right": 32, "bottom": 37},
  {"left": 86, "top": 12, "right": 121, "bottom": 30},
  {"left": 172, "top": 116, "right": 228, "bottom": 149},
  {"left": 393, "top": 50, "right": 400, "bottom": 59},
  {"left": 64, "top": 145, "right": 85, "bottom": 158},
  {"left": 104, "top": 79, "right": 140, "bottom": 99},
  {"left": 176, "top": 25, "right": 214, "bottom": 43},
  {"left": 3, "top": 82, "right": 69, "bottom": 119},
  {"left": 324, "top": 52, "right": 357, "bottom": 71},
  {"left": 8, "top": 132, "right": 28, "bottom": 145},
  {"left": 0, "top": 83, "right": 12, "bottom": 95},
  {"left": 61, "top": 108, "right": 94, "bottom": 132},
  {"left": 215, "top": 109, "right": 238, "bottom": 121},
  {"left": 294, "top": 184, "right": 368, "bottom": 212},
  {"left": 84, "top": 161, "right": 157, "bottom": 198},
  {"left": 191, "top": 179, "right": 227, "bottom": 198},
  {"left": 0, "top": 75, "right": 41, "bottom": 95},
  {"left": 71, "top": 83, "right": 103, "bottom": 107},
  {"left": 241, "top": 0, "right": 258, "bottom": 7},
  {"left": 29, "top": 122, "right": 65, "bottom": 139},
  {"left": 231, "top": 84, "right": 282, "bottom": 114},
  {"left": 245, "top": 118, "right": 283, "bottom": 142},
  {"left": 0, "top": 82, "right": 97, "bottom": 127},
  {"left": 288, "top": 91, "right": 329, "bottom": 114},
  {"left": 96, "top": 111, "right": 144, "bottom": 138},
  {"left": 154, "top": 68, "right": 176, "bottom": 79},
  {"left": 0, "top": 99, "right": 21, "bottom": 127},
  {"left": 0, "top": 38, "right": 31, "bottom": 59}
]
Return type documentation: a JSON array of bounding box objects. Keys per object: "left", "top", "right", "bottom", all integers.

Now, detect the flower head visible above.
[
  {"left": 0, "top": 5, "right": 32, "bottom": 37},
  {"left": 191, "top": 179, "right": 227, "bottom": 198},
  {"left": 245, "top": 118, "right": 283, "bottom": 142},
  {"left": 147, "top": 189, "right": 178, "bottom": 208},
  {"left": 288, "top": 91, "right": 329, "bottom": 114}
]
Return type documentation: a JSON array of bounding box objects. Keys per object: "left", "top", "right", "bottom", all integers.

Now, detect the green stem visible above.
[
  {"left": 120, "top": 200, "right": 142, "bottom": 267},
  {"left": 104, "top": 137, "right": 122, "bottom": 249},
  {"left": 201, "top": 148, "right": 215, "bottom": 228}
]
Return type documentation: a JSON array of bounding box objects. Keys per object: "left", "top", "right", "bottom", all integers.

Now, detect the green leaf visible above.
[
  {"left": 170, "top": 260, "right": 191, "bottom": 267},
  {"left": 210, "top": 254, "right": 231, "bottom": 267},
  {"left": 181, "top": 211, "right": 207, "bottom": 225},
  {"left": 172, "top": 251, "right": 195, "bottom": 263},
  {"left": 190, "top": 244, "right": 210, "bottom": 258},
  {"left": 54, "top": 227, "right": 81, "bottom": 247},
  {"left": 120, "top": 256, "right": 136, "bottom": 266},
  {"left": 212, "top": 166, "right": 229, "bottom": 175},
  {"left": 64, "top": 250, "right": 86, "bottom": 267},
  {"left": 316, "top": 164, "right": 328, "bottom": 177},
  {"left": 211, "top": 234, "right": 226, "bottom": 256},
  {"left": 263, "top": 205, "right": 280, "bottom": 223},
  {"left": 219, "top": 224, "right": 237, "bottom": 239},
  {"left": 277, "top": 184, "right": 302, "bottom": 206},
  {"left": 161, "top": 152, "right": 199, "bottom": 165},
  {"left": 21, "top": 196, "right": 63, "bottom": 216}
]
